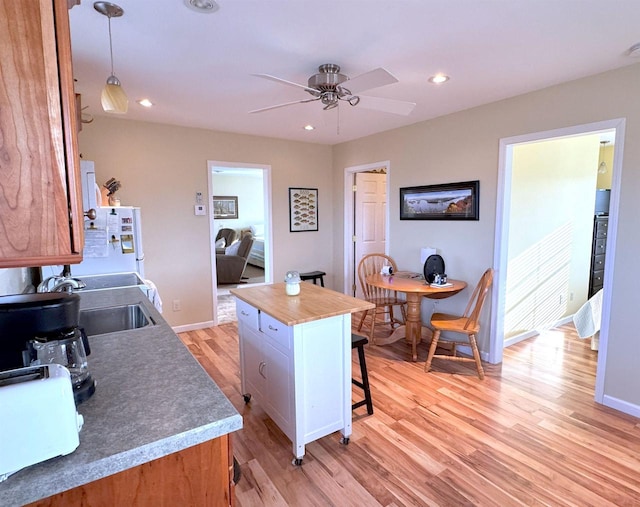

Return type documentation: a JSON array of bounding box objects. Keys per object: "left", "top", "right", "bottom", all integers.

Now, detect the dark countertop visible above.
[{"left": 0, "top": 287, "right": 242, "bottom": 507}]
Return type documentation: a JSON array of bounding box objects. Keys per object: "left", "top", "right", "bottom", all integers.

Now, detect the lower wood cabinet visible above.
[
  {"left": 236, "top": 298, "right": 352, "bottom": 463},
  {"left": 26, "top": 435, "right": 234, "bottom": 507}
]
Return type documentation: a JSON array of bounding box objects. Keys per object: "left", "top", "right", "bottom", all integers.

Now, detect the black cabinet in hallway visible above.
[{"left": 589, "top": 215, "right": 608, "bottom": 297}]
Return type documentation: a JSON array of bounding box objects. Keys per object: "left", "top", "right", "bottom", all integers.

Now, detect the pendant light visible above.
[
  {"left": 598, "top": 141, "right": 609, "bottom": 174},
  {"left": 94, "top": 2, "right": 128, "bottom": 114}
]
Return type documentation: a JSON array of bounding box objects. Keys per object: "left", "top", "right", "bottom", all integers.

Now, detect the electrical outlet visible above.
[
  {"left": 570, "top": 292, "right": 574, "bottom": 301},
  {"left": 173, "top": 299, "right": 181, "bottom": 312}
]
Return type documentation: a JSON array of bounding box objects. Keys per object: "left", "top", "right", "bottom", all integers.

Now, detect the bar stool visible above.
[
  {"left": 299, "top": 270, "right": 326, "bottom": 287},
  {"left": 351, "top": 333, "right": 373, "bottom": 415}
]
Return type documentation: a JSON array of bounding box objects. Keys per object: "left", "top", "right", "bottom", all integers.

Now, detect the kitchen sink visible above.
[
  {"left": 79, "top": 303, "right": 155, "bottom": 336},
  {"left": 78, "top": 272, "right": 146, "bottom": 291}
]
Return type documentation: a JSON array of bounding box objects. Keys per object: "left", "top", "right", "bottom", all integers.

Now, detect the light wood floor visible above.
[{"left": 178, "top": 320, "right": 640, "bottom": 506}]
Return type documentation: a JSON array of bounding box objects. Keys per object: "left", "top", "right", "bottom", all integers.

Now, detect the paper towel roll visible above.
[{"left": 420, "top": 247, "right": 437, "bottom": 264}]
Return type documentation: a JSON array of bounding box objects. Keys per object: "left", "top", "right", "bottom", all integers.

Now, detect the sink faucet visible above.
[
  {"left": 37, "top": 275, "right": 64, "bottom": 293},
  {"left": 37, "top": 265, "right": 86, "bottom": 293},
  {"left": 50, "top": 278, "right": 86, "bottom": 293}
]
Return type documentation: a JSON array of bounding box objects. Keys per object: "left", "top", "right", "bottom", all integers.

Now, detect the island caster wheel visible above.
[
  {"left": 242, "top": 394, "right": 251, "bottom": 404},
  {"left": 339, "top": 437, "right": 350, "bottom": 445},
  {"left": 292, "top": 458, "right": 303, "bottom": 466}
]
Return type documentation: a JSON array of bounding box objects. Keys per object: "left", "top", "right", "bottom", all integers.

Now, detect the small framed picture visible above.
[
  {"left": 212, "top": 196, "right": 238, "bottom": 219},
  {"left": 289, "top": 188, "right": 318, "bottom": 232},
  {"left": 400, "top": 180, "right": 479, "bottom": 220}
]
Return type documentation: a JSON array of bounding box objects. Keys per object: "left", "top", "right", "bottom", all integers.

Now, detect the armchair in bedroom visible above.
[
  {"left": 215, "top": 228, "right": 237, "bottom": 254},
  {"left": 216, "top": 233, "right": 254, "bottom": 284}
]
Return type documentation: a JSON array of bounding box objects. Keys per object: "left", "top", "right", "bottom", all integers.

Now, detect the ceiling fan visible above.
[{"left": 250, "top": 63, "right": 416, "bottom": 116}]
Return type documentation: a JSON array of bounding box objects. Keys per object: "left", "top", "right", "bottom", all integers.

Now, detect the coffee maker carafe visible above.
[
  {"left": 0, "top": 293, "right": 96, "bottom": 404},
  {"left": 28, "top": 328, "right": 95, "bottom": 403}
]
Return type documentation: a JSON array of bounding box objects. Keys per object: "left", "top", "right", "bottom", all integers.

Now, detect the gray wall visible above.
[{"left": 332, "top": 62, "right": 640, "bottom": 410}]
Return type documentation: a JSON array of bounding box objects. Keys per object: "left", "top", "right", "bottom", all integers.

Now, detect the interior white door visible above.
[{"left": 354, "top": 172, "right": 387, "bottom": 298}]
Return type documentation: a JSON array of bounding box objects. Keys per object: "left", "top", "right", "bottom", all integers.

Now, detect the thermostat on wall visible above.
[{"left": 194, "top": 204, "right": 206, "bottom": 216}]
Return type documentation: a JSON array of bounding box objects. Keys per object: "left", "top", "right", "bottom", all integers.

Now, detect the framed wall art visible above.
[
  {"left": 400, "top": 180, "right": 479, "bottom": 220},
  {"left": 289, "top": 188, "right": 318, "bottom": 232},
  {"left": 212, "top": 196, "right": 238, "bottom": 219}
]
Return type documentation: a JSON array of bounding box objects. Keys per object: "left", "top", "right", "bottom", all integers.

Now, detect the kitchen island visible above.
[
  {"left": 231, "top": 282, "right": 374, "bottom": 464},
  {"left": 0, "top": 287, "right": 242, "bottom": 507}
]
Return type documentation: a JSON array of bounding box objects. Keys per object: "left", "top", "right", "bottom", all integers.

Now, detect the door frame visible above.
[
  {"left": 343, "top": 160, "right": 390, "bottom": 295},
  {"left": 207, "top": 160, "right": 272, "bottom": 325},
  {"left": 491, "top": 118, "right": 626, "bottom": 404}
]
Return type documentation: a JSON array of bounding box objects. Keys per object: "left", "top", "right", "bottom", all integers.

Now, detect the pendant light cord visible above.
[{"left": 108, "top": 15, "right": 115, "bottom": 76}]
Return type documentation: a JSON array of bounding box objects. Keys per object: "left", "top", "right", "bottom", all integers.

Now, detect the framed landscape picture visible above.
[
  {"left": 289, "top": 188, "right": 318, "bottom": 232},
  {"left": 400, "top": 180, "right": 479, "bottom": 220},
  {"left": 212, "top": 196, "right": 238, "bottom": 219}
]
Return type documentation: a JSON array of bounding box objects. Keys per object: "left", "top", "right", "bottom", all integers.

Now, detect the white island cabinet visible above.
[{"left": 231, "top": 283, "right": 374, "bottom": 464}]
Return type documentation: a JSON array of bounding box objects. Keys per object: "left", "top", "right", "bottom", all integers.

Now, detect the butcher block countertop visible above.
[{"left": 230, "top": 282, "right": 374, "bottom": 326}]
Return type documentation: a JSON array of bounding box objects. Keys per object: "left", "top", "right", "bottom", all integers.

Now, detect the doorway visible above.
[
  {"left": 208, "top": 161, "right": 272, "bottom": 325},
  {"left": 491, "top": 118, "right": 625, "bottom": 404},
  {"left": 343, "top": 161, "right": 390, "bottom": 297}
]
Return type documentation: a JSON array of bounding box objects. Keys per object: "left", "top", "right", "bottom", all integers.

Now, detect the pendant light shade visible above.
[
  {"left": 598, "top": 140, "right": 609, "bottom": 175},
  {"left": 94, "top": 2, "right": 127, "bottom": 114},
  {"left": 101, "top": 75, "right": 128, "bottom": 113}
]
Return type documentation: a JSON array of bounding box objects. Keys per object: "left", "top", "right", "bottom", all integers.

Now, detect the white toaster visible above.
[{"left": 0, "top": 364, "right": 84, "bottom": 482}]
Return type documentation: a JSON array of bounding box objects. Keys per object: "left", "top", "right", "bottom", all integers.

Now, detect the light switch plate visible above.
[{"left": 194, "top": 204, "right": 206, "bottom": 216}]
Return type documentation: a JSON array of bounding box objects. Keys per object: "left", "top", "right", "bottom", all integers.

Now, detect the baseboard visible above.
[
  {"left": 503, "top": 315, "right": 575, "bottom": 348},
  {"left": 504, "top": 330, "right": 539, "bottom": 348},
  {"left": 602, "top": 395, "right": 640, "bottom": 418},
  {"left": 172, "top": 320, "right": 215, "bottom": 333}
]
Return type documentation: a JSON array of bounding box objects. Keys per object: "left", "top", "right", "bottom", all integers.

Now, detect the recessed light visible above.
[
  {"left": 303, "top": 124, "right": 315, "bottom": 131},
  {"left": 428, "top": 74, "right": 450, "bottom": 84},
  {"left": 183, "top": 0, "right": 219, "bottom": 13},
  {"left": 137, "top": 98, "right": 153, "bottom": 108}
]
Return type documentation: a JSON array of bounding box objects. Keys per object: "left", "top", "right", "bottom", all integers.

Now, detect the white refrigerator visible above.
[
  {"left": 63, "top": 160, "right": 145, "bottom": 277},
  {"left": 43, "top": 160, "right": 145, "bottom": 279},
  {"left": 69, "top": 206, "right": 145, "bottom": 277}
]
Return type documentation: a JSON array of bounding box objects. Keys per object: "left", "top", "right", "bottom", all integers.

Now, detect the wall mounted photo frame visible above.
[
  {"left": 289, "top": 188, "right": 318, "bottom": 232},
  {"left": 400, "top": 180, "right": 479, "bottom": 220},
  {"left": 212, "top": 196, "right": 238, "bottom": 219}
]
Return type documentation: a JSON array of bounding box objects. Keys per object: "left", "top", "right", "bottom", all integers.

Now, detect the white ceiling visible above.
[{"left": 69, "top": 0, "right": 640, "bottom": 145}]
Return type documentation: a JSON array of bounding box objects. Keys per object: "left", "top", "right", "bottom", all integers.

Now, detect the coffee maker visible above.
[{"left": 0, "top": 293, "right": 96, "bottom": 404}]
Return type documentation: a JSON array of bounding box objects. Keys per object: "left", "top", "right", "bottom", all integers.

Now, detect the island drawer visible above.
[
  {"left": 260, "top": 312, "right": 291, "bottom": 350},
  {"left": 236, "top": 299, "right": 259, "bottom": 328}
]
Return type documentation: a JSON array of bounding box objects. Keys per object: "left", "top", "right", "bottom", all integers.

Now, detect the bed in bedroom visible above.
[{"left": 247, "top": 224, "right": 265, "bottom": 268}]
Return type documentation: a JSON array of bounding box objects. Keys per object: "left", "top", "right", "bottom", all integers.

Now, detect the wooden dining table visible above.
[{"left": 365, "top": 273, "right": 467, "bottom": 361}]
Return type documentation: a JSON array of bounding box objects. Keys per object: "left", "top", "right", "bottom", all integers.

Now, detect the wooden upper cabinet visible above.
[{"left": 0, "top": 0, "right": 83, "bottom": 268}]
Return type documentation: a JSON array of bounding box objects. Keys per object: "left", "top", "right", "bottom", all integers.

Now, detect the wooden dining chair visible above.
[
  {"left": 356, "top": 254, "right": 407, "bottom": 343},
  {"left": 424, "top": 268, "right": 494, "bottom": 379}
]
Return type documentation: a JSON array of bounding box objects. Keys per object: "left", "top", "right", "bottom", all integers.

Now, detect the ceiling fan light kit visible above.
[
  {"left": 250, "top": 63, "right": 416, "bottom": 116},
  {"left": 94, "top": 1, "right": 128, "bottom": 114}
]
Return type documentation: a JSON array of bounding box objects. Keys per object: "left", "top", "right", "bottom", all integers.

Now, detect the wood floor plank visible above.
[{"left": 178, "top": 321, "right": 640, "bottom": 506}]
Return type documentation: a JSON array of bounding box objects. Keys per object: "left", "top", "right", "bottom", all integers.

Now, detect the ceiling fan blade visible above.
[
  {"left": 249, "top": 97, "right": 320, "bottom": 114},
  {"left": 252, "top": 73, "right": 320, "bottom": 95},
  {"left": 356, "top": 95, "right": 416, "bottom": 116},
  {"left": 343, "top": 67, "right": 398, "bottom": 94}
]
